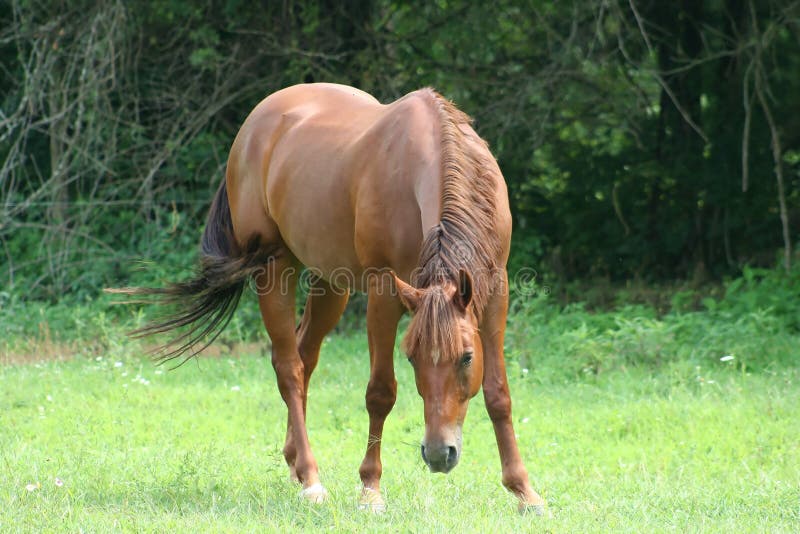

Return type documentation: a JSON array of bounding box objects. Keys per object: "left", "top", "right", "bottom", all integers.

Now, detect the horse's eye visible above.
[
  {"left": 407, "top": 356, "right": 416, "bottom": 368},
  {"left": 460, "top": 352, "right": 473, "bottom": 367}
]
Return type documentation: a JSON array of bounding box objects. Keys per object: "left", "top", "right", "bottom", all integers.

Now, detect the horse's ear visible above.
[
  {"left": 393, "top": 273, "right": 421, "bottom": 312},
  {"left": 455, "top": 269, "right": 473, "bottom": 311}
]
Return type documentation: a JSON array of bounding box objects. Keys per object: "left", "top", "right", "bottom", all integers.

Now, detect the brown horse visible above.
[{"left": 110, "top": 83, "right": 544, "bottom": 513}]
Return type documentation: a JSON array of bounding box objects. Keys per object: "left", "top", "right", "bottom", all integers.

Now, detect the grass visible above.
[
  {"left": 2, "top": 267, "right": 800, "bottom": 531},
  {"left": 1, "top": 330, "right": 799, "bottom": 532}
]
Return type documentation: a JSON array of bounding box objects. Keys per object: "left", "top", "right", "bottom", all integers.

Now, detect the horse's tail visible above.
[{"left": 106, "top": 180, "right": 277, "bottom": 364}]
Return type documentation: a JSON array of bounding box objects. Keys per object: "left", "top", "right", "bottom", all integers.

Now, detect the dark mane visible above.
[{"left": 402, "top": 90, "right": 502, "bottom": 363}]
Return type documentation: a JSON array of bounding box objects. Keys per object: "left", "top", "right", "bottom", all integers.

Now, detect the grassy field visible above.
[
  {"left": 1, "top": 324, "right": 799, "bottom": 532},
  {"left": 2, "top": 269, "right": 800, "bottom": 532}
]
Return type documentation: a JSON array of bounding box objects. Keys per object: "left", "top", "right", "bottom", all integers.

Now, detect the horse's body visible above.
[
  {"left": 113, "top": 83, "right": 544, "bottom": 513},
  {"left": 228, "top": 83, "right": 508, "bottom": 288}
]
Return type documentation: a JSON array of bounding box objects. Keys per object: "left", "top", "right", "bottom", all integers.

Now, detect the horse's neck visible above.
[{"left": 414, "top": 174, "right": 443, "bottom": 240}]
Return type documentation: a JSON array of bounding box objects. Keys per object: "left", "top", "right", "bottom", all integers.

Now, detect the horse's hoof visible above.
[
  {"left": 358, "top": 487, "right": 386, "bottom": 513},
  {"left": 299, "top": 483, "right": 328, "bottom": 503},
  {"left": 518, "top": 502, "right": 546, "bottom": 516}
]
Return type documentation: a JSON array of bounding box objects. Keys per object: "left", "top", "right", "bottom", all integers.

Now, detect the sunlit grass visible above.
[{"left": 1, "top": 330, "right": 798, "bottom": 532}]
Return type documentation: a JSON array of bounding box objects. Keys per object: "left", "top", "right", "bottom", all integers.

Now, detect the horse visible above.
[{"left": 109, "top": 83, "right": 545, "bottom": 514}]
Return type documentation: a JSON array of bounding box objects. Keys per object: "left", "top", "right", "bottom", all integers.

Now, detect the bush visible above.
[{"left": 504, "top": 266, "right": 800, "bottom": 382}]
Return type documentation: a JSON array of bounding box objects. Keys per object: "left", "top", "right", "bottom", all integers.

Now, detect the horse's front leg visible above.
[
  {"left": 358, "top": 287, "right": 404, "bottom": 512},
  {"left": 480, "top": 280, "right": 546, "bottom": 514}
]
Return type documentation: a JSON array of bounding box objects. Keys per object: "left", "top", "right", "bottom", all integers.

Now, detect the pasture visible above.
[
  {"left": 3, "top": 2, "right": 799, "bottom": 532},
  {"left": 1, "top": 290, "right": 799, "bottom": 532}
]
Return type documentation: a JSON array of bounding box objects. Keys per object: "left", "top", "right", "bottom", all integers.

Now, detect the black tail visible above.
[{"left": 106, "top": 181, "right": 277, "bottom": 364}]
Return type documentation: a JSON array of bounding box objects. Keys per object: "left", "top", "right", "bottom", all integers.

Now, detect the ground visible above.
[{"left": 1, "top": 329, "right": 798, "bottom": 532}]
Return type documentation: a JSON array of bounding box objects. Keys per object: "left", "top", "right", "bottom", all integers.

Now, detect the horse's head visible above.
[{"left": 394, "top": 270, "right": 482, "bottom": 473}]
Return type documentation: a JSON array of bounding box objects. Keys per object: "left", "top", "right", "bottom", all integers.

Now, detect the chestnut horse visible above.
[{"left": 111, "top": 83, "right": 544, "bottom": 513}]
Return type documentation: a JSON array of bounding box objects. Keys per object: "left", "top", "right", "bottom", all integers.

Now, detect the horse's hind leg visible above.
[
  {"left": 256, "top": 255, "right": 326, "bottom": 502},
  {"left": 282, "top": 278, "right": 349, "bottom": 482}
]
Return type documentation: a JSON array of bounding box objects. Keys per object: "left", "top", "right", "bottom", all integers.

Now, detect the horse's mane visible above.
[{"left": 402, "top": 89, "right": 502, "bottom": 363}]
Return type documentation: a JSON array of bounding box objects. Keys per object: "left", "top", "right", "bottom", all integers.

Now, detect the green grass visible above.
[
  {"left": 2, "top": 268, "right": 800, "bottom": 531},
  {"left": 1, "top": 330, "right": 799, "bottom": 532}
]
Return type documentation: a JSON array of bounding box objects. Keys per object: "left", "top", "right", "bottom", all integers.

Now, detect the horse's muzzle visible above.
[{"left": 421, "top": 442, "right": 460, "bottom": 473}]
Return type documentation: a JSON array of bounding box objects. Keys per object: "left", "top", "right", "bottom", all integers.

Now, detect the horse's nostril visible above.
[
  {"left": 446, "top": 445, "right": 458, "bottom": 466},
  {"left": 421, "top": 442, "right": 458, "bottom": 472}
]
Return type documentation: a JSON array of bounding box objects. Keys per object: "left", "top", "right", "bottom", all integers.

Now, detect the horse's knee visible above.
[
  {"left": 365, "top": 378, "right": 397, "bottom": 419},
  {"left": 271, "top": 355, "right": 304, "bottom": 399},
  {"left": 296, "top": 338, "right": 321, "bottom": 368},
  {"left": 271, "top": 352, "right": 303, "bottom": 376},
  {"left": 484, "top": 386, "right": 512, "bottom": 422}
]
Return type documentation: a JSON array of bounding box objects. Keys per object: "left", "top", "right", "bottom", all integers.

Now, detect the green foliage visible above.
[
  {"left": 3, "top": 266, "right": 797, "bottom": 377},
  {"left": 713, "top": 266, "right": 800, "bottom": 330},
  {"left": 1, "top": 0, "right": 798, "bottom": 300},
  {"left": 505, "top": 266, "right": 800, "bottom": 383}
]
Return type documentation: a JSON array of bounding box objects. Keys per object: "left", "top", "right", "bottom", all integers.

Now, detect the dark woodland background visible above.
[{"left": 1, "top": 0, "right": 798, "bottom": 303}]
